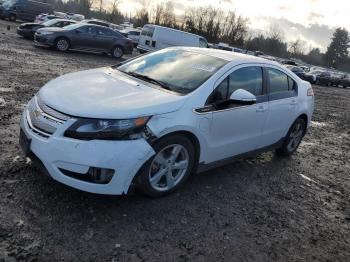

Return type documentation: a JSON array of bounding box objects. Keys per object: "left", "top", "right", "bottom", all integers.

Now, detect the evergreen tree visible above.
[{"left": 325, "top": 28, "right": 350, "bottom": 67}]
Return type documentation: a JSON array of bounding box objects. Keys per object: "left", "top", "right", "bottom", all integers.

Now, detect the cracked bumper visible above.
[{"left": 20, "top": 110, "right": 155, "bottom": 195}]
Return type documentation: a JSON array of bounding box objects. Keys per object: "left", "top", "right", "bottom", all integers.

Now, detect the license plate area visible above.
[{"left": 19, "top": 129, "right": 31, "bottom": 156}]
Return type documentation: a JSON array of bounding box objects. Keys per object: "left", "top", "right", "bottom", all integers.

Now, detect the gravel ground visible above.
[{"left": 0, "top": 20, "right": 350, "bottom": 262}]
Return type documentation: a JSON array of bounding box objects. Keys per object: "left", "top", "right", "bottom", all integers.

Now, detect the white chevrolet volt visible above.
[{"left": 20, "top": 47, "right": 314, "bottom": 197}]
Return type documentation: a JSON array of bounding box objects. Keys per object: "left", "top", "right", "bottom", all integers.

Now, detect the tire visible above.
[
  {"left": 136, "top": 135, "right": 196, "bottom": 197},
  {"left": 112, "top": 46, "right": 124, "bottom": 59},
  {"left": 9, "top": 14, "right": 16, "bottom": 22},
  {"left": 276, "top": 118, "right": 306, "bottom": 157},
  {"left": 55, "top": 38, "right": 70, "bottom": 52}
]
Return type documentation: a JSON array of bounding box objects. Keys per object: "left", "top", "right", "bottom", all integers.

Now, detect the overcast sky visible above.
[{"left": 117, "top": 0, "right": 350, "bottom": 51}]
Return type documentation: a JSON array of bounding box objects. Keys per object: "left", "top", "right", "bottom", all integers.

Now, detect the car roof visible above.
[
  {"left": 50, "top": 18, "right": 76, "bottom": 22},
  {"left": 172, "top": 47, "right": 279, "bottom": 65}
]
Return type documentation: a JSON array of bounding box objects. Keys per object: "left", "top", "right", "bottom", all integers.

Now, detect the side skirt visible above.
[{"left": 196, "top": 137, "right": 285, "bottom": 173}]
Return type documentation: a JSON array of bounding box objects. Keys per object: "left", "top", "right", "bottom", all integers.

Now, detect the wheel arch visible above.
[
  {"left": 153, "top": 130, "right": 201, "bottom": 170},
  {"left": 55, "top": 36, "right": 71, "bottom": 47}
]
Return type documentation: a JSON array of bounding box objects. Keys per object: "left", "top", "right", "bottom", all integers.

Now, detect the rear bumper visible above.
[{"left": 20, "top": 104, "right": 156, "bottom": 195}]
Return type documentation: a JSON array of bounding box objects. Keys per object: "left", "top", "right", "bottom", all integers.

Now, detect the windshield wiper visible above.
[{"left": 125, "top": 72, "right": 173, "bottom": 91}]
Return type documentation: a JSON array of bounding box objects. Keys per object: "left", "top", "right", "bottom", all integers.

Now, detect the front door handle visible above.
[{"left": 256, "top": 106, "right": 267, "bottom": 113}]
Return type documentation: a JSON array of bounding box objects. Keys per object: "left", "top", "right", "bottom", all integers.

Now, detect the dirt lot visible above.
[{"left": 0, "top": 19, "right": 350, "bottom": 262}]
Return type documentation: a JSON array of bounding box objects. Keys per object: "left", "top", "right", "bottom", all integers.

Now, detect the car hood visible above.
[
  {"left": 38, "top": 68, "right": 188, "bottom": 119},
  {"left": 38, "top": 27, "right": 66, "bottom": 33},
  {"left": 21, "top": 22, "right": 42, "bottom": 27}
]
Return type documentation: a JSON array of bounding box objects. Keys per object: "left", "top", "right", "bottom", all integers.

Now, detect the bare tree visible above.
[
  {"left": 268, "top": 24, "right": 284, "bottom": 41},
  {"left": 289, "top": 39, "right": 305, "bottom": 56},
  {"left": 109, "top": 0, "right": 122, "bottom": 23},
  {"left": 133, "top": 4, "right": 149, "bottom": 27}
]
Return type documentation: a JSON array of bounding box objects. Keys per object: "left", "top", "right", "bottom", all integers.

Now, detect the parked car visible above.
[
  {"left": 19, "top": 47, "right": 314, "bottom": 197},
  {"left": 34, "top": 23, "right": 134, "bottom": 58},
  {"left": 64, "top": 12, "right": 84, "bottom": 21},
  {"left": 137, "top": 24, "right": 208, "bottom": 53},
  {"left": 286, "top": 66, "right": 314, "bottom": 83},
  {"left": 335, "top": 74, "right": 350, "bottom": 88},
  {"left": 303, "top": 70, "right": 323, "bottom": 84},
  {"left": 315, "top": 71, "right": 333, "bottom": 86},
  {"left": 34, "top": 13, "right": 60, "bottom": 23},
  {"left": 81, "top": 19, "right": 111, "bottom": 28},
  {"left": 17, "top": 19, "right": 76, "bottom": 39},
  {"left": 120, "top": 28, "right": 141, "bottom": 46},
  {"left": 0, "top": 0, "right": 53, "bottom": 21}
]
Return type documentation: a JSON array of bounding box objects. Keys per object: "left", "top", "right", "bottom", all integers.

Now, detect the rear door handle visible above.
[{"left": 290, "top": 100, "right": 298, "bottom": 106}]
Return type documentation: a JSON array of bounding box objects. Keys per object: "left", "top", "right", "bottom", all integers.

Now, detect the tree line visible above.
[{"left": 46, "top": 0, "right": 350, "bottom": 72}]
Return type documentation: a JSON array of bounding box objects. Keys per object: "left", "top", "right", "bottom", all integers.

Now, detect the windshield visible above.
[
  {"left": 43, "top": 19, "right": 60, "bottom": 27},
  {"left": 2, "top": 0, "right": 16, "bottom": 9},
  {"left": 117, "top": 49, "right": 228, "bottom": 94},
  {"left": 63, "top": 23, "right": 82, "bottom": 30}
]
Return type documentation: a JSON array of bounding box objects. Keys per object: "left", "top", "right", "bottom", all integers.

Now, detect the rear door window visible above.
[
  {"left": 267, "top": 68, "right": 297, "bottom": 99},
  {"left": 268, "top": 68, "right": 289, "bottom": 94}
]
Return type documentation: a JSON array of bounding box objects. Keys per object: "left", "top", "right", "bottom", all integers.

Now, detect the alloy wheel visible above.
[
  {"left": 148, "top": 144, "right": 189, "bottom": 192},
  {"left": 56, "top": 39, "right": 69, "bottom": 51},
  {"left": 287, "top": 121, "right": 304, "bottom": 152},
  {"left": 113, "top": 47, "right": 123, "bottom": 58}
]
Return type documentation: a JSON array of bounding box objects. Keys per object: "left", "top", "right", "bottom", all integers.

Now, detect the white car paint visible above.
[{"left": 20, "top": 47, "right": 314, "bottom": 195}]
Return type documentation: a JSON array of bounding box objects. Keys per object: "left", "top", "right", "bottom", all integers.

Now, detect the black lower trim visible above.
[{"left": 196, "top": 137, "right": 285, "bottom": 173}]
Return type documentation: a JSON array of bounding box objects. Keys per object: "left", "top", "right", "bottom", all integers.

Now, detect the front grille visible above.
[
  {"left": 26, "top": 96, "right": 70, "bottom": 138},
  {"left": 36, "top": 95, "right": 71, "bottom": 121}
]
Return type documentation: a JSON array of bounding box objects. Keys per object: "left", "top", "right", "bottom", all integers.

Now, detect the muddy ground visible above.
[{"left": 0, "top": 19, "right": 350, "bottom": 262}]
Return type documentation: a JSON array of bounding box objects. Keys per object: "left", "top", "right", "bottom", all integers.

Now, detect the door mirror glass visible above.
[{"left": 229, "top": 89, "right": 256, "bottom": 105}]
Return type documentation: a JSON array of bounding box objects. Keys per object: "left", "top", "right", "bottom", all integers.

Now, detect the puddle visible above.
[
  {"left": 0, "top": 87, "right": 14, "bottom": 92},
  {"left": 0, "top": 97, "right": 6, "bottom": 107},
  {"left": 311, "top": 121, "right": 328, "bottom": 128},
  {"left": 299, "top": 141, "right": 316, "bottom": 147},
  {"left": 298, "top": 173, "right": 318, "bottom": 184}
]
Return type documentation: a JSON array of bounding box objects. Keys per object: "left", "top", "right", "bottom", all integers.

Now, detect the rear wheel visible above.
[
  {"left": 55, "top": 38, "right": 70, "bottom": 52},
  {"left": 137, "top": 135, "right": 195, "bottom": 197},
  {"left": 276, "top": 118, "right": 306, "bottom": 157},
  {"left": 112, "top": 46, "right": 124, "bottom": 59}
]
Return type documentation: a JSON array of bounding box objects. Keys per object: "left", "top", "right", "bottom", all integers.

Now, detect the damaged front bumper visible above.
[{"left": 20, "top": 104, "right": 155, "bottom": 195}]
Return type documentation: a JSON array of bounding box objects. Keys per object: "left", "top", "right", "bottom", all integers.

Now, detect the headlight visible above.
[
  {"left": 39, "top": 31, "right": 54, "bottom": 35},
  {"left": 64, "top": 116, "right": 151, "bottom": 140}
]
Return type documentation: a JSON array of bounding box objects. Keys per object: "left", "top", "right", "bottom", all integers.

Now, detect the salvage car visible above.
[
  {"left": 335, "top": 74, "right": 350, "bottom": 88},
  {"left": 286, "top": 66, "right": 314, "bottom": 84},
  {"left": 34, "top": 23, "right": 133, "bottom": 58},
  {"left": 34, "top": 13, "right": 60, "bottom": 23},
  {"left": 0, "top": 0, "right": 53, "bottom": 21},
  {"left": 17, "top": 18, "right": 76, "bottom": 39},
  {"left": 19, "top": 47, "right": 314, "bottom": 197},
  {"left": 315, "top": 71, "right": 333, "bottom": 86}
]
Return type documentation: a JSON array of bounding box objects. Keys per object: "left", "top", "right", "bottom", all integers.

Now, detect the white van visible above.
[{"left": 137, "top": 24, "right": 208, "bottom": 53}]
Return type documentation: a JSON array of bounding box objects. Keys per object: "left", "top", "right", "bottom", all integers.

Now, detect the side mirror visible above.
[
  {"left": 229, "top": 89, "right": 256, "bottom": 105},
  {"left": 75, "top": 30, "right": 81, "bottom": 34}
]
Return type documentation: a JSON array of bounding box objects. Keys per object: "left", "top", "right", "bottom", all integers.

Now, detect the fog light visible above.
[{"left": 88, "top": 167, "right": 114, "bottom": 184}]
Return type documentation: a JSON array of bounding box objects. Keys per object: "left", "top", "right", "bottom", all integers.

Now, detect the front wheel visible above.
[
  {"left": 55, "top": 38, "right": 70, "bottom": 52},
  {"left": 136, "top": 135, "right": 195, "bottom": 197},
  {"left": 112, "top": 46, "right": 124, "bottom": 59},
  {"left": 276, "top": 118, "right": 306, "bottom": 157}
]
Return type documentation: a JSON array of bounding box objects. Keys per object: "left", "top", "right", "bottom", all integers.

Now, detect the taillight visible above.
[{"left": 307, "top": 88, "right": 314, "bottom": 96}]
